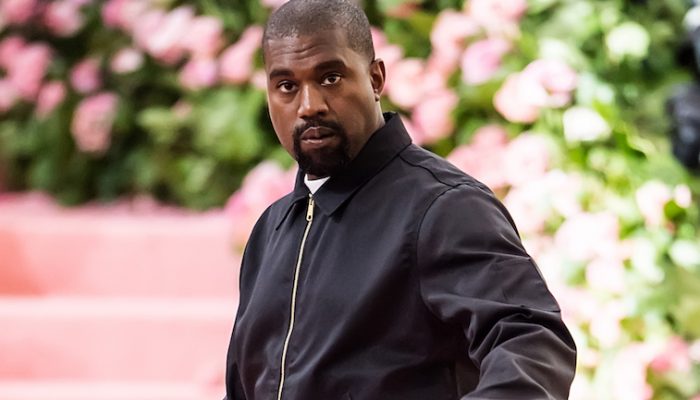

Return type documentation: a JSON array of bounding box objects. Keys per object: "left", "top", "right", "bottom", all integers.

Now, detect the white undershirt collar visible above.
[{"left": 304, "top": 175, "right": 330, "bottom": 194}]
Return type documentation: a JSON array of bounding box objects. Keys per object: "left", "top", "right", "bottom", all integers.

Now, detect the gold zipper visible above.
[{"left": 277, "top": 195, "right": 315, "bottom": 400}]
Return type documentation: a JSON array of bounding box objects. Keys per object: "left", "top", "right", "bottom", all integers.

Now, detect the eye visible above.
[
  {"left": 277, "top": 81, "right": 297, "bottom": 93},
  {"left": 321, "top": 73, "right": 342, "bottom": 86}
]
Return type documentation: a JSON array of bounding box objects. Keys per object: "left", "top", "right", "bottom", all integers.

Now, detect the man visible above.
[{"left": 225, "top": 1, "right": 577, "bottom": 399}]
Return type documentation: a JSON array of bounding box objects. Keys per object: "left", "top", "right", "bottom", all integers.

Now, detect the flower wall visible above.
[{"left": 2, "top": 0, "right": 700, "bottom": 398}]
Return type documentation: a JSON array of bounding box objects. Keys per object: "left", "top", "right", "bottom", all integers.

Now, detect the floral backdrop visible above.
[{"left": 2, "top": 0, "right": 700, "bottom": 398}]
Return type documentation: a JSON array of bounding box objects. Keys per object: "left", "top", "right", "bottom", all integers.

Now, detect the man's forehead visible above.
[{"left": 263, "top": 29, "right": 353, "bottom": 65}]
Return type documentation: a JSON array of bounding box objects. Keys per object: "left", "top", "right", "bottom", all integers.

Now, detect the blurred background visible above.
[{"left": 1, "top": 0, "right": 700, "bottom": 399}]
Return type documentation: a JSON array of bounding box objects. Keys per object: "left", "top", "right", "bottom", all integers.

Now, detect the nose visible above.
[{"left": 297, "top": 84, "right": 328, "bottom": 119}]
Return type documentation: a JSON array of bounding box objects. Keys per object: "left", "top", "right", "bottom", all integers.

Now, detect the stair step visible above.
[
  {"left": 0, "top": 380, "right": 223, "bottom": 400},
  {"left": 0, "top": 297, "right": 235, "bottom": 381},
  {"left": 0, "top": 193, "right": 241, "bottom": 297}
]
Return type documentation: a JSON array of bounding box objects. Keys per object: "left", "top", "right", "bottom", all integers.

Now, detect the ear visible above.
[{"left": 369, "top": 59, "right": 386, "bottom": 102}]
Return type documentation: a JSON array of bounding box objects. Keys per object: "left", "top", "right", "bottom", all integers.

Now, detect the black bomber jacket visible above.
[{"left": 225, "top": 113, "right": 577, "bottom": 400}]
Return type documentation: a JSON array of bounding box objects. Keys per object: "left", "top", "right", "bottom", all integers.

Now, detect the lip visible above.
[{"left": 301, "top": 126, "right": 334, "bottom": 141}]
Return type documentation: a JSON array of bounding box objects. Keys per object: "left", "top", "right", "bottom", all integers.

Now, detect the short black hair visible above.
[{"left": 262, "top": 0, "right": 375, "bottom": 62}]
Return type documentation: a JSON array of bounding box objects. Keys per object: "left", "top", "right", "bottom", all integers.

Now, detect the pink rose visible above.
[
  {"left": 503, "top": 133, "right": 550, "bottom": 187},
  {"left": 181, "top": 16, "right": 224, "bottom": 58},
  {"left": 6, "top": 42, "right": 53, "bottom": 100},
  {"left": 521, "top": 59, "right": 578, "bottom": 108},
  {"left": 429, "top": 10, "right": 479, "bottom": 74},
  {"left": 0, "top": 0, "right": 37, "bottom": 25},
  {"left": 503, "top": 184, "right": 550, "bottom": 235},
  {"left": 0, "top": 79, "right": 18, "bottom": 113},
  {"left": 179, "top": 57, "right": 219, "bottom": 90},
  {"left": 494, "top": 59, "right": 577, "bottom": 123},
  {"left": 70, "top": 58, "right": 102, "bottom": 94},
  {"left": 371, "top": 27, "right": 403, "bottom": 78},
  {"left": 385, "top": 58, "right": 426, "bottom": 109},
  {"left": 0, "top": 35, "right": 26, "bottom": 70},
  {"left": 137, "top": 6, "right": 193, "bottom": 64},
  {"left": 650, "top": 337, "right": 691, "bottom": 373},
  {"left": 411, "top": 89, "right": 459, "bottom": 144},
  {"left": 225, "top": 161, "right": 296, "bottom": 247},
  {"left": 467, "top": 0, "right": 527, "bottom": 36},
  {"left": 635, "top": 180, "right": 672, "bottom": 227},
  {"left": 460, "top": 38, "right": 510, "bottom": 85},
  {"left": 71, "top": 92, "right": 119, "bottom": 153},
  {"left": 585, "top": 256, "right": 626, "bottom": 294},
  {"left": 110, "top": 47, "right": 144, "bottom": 74},
  {"left": 220, "top": 26, "right": 263, "bottom": 85},
  {"left": 43, "top": 0, "right": 85, "bottom": 37},
  {"left": 554, "top": 212, "right": 620, "bottom": 262},
  {"left": 589, "top": 301, "right": 625, "bottom": 348},
  {"left": 447, "top": 124, "right": 509, "bottom": 189},
  {"left": 400, "top": 114, "right": 425, "bottom": 146},
  {"left": 493, "top": 73, "right": 540, "bottom": 123},
  {"left": 101, "top": 0, "right": 149, "bottom": 31},
  {"left": 612, "top": 344, "right": 655, "bottom": 400},
  {"left": 35, "top": 80, "right": 66, "bottom": 118}
]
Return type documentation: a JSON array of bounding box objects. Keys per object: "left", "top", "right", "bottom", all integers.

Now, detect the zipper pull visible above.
[{"left": 306, "top": 196, "right": 315, "bottom": 221}]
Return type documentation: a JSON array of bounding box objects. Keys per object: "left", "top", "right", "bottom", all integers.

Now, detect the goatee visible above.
[{"left": 293, "top": 118, "right": 351, "bottom": 178}]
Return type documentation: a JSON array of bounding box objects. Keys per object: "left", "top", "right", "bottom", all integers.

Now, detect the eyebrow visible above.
[{"left": 267, "top": 59, "right": 348, "bottom": 81}]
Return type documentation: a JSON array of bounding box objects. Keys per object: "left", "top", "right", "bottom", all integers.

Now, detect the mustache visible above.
[{"left": 293, "top": 118, "right": 344, "bottom": 138}]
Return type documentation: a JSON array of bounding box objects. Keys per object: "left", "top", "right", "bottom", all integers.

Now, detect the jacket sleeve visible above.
[{"left": 416, "top": 183, "right": 577, "bottom": 399}]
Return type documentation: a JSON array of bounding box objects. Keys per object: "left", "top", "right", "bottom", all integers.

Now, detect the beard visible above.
[{"left": 293, "top": 118, "right": 351, "bottom": 178}]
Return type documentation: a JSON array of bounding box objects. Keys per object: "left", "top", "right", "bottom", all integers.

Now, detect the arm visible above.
[{"left": 416, "top": 183, "right": 576, "bottom": 399}]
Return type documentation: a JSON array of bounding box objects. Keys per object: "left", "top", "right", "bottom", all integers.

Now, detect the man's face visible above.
[{"left": 264, "top": 29, "right": 385, "bottom": 178}]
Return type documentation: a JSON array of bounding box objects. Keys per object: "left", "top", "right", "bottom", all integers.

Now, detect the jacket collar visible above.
[{"left": 276, "top": 112, "right": 412, "bottom": 228}]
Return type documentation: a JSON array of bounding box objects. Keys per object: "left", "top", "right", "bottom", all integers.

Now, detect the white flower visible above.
[
  {"left": 562, "top": 106, "right": 611, "bottom": 143},
  {"left": 669, "top": 240, "right": 700, "bottom": 271},
  {"left": 605, "top": 21, "right": 650, "bottom": 62}
]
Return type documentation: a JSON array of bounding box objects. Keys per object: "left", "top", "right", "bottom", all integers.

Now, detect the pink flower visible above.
[
  {"left": 101, "top": 0, "right": 149, "bottom": 31},
  {"left": 225, "top": 161, "right": 296, "bottom": 247},
  {"left": 385, "top": 58, "right": 426, "bottom": 109},
  {"left": 493, "top": 73, "right": 540, "bottom": 123},
  {"left": 503, "top": 184, "right": 550, "bottom": 235},
  {"left": 6, "top": 42, "right": 53, "bottom": 100},
  {"left": 0, "top": 36, "right": 26, "bottom": 70},
  {"left": 589, "top": 300, "right": 626, "bottom": 348},
  {"left": 521, "top": 59, "right": 578, "bottom": 108},
  {"left": 136, "top": 6, "right": 193, "bottom": 64},
  {"left": 411, "top": 89, "right": 459, "bottom": 144},
  {"left": 179, "top": 57, "right": 219, "bottom": 90},
  {"left": 612, "top": 344, "right": 655, "bottom": 400},
  {"left": 110, "top": 47, "right": 144, "bottom": 74},
  {"left": 71, "top": 92, "right": 119, "bottom": 153},
  {"left": 494, "top": 59, "right": 577, "bottom": 123},
  {"left": 35, "top": 81, "right": 66, "bottom": 118},
  {"left": 585, "top": 256, "right": 626, "bottom": 294},
  {"left": 220, "top": 26, "right": 263, "bottom": 85},
  {"left": 447, "top": 124, "right": 509, "bottom": 189},
  {"left": 503, "top": 133, "right": 550, "bottom": 187},
  {"left": 554, "top": 212, "right": 620, "bottom": 262},
  {"left": 430, "top": 10, "right": 479, "bottom": 74},
  {"left": 467, "top": 0, "right": 527, "bottom": 36},
  {"left": 371, "top": 28, "right": 403, "bottom": 82},
  {"left": 0, "top": 79, "right": 18, "bottom": 113},
  {"left": 650, "top": 337, "right": 691, "bottom": 374},
  {"left": 461, "top": 38, "right": 511, "bottom": 85},
  {"left": 43, "top": 0, "right": 85, "bottom": 37},
  {"left": 70, "top": 58, "right": 102, "bottom": 94},
  {"left": 0, "top": 0, "right": 37, "bottom": 25},
  {"left": 181, "top": 16, "right": 224, "bottom": 58},
  {"left": 635, "top": 180, "right": 672, "bottom": 227},
  {"left": 400, "top": 114, "right": 426, "bottom": 146}
]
